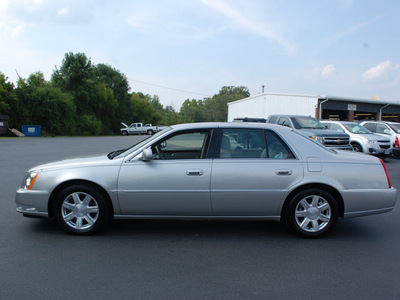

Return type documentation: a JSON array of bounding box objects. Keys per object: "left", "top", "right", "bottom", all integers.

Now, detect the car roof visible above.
[
  {"left": 322, "top": 121, "right": 355, "bottom": 124},
  {"left": 362, "top": 120, "right": 397, "bottom": 124},
  {"left": 169, "top": 122, "right": 288, "bottom": 131},
  {"left": 269, "top": 114, "right": 314, "bottom": 118}
]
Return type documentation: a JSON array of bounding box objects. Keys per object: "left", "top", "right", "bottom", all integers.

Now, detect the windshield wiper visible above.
[{"left": 107, "top": 149, "right": 126, "bottom": 159}]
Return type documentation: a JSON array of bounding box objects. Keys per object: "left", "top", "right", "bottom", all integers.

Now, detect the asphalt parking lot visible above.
[{"left": 1, "top": 136, "right": 400, "bottom": 299}]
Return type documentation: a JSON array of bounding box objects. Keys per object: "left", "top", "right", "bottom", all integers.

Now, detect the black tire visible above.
[
  {"left": 54, "top": 185, "right": 110, "bottom": 235},
  {"left": 147, "top": 130, "right": 154, "bottom": 135},
  {"left": 122, "top": 131, "right": 128, "bottom": 136},
  {"left": 351, "top": 143, "right": 362, "bottom": 152},
  {"left": 284, "top": 188, "right": 338, "bottom": 238}
]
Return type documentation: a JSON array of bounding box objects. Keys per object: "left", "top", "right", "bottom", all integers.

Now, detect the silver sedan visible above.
[{"left": 15, "top": 122, "right": 397, "bottom": 237}]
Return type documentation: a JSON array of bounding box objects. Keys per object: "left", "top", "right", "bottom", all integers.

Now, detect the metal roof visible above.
[{"left": 320, "top": 95, "right": 400, "bottom": 106}]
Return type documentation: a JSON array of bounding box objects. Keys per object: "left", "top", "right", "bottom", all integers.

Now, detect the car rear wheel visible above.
[
  {"left": 284, "top": 188, "right": 338, "bottom": 238},
  {"left": 147, "top": 130, "right": 154, "bottom": 135},
  {"left": 54, "top": 185, "right": 110, "bottom": 235}
]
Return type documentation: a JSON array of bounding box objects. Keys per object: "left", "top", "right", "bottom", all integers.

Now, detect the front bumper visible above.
[
  {"left": 368, "top": 146, "right": 392, "bottom": 158},
  {"left": 328, "top": 145, "right": 353, "bottom": 151},
  {"left": 15, "top": 188, "right": 49, "bottom": 218}
]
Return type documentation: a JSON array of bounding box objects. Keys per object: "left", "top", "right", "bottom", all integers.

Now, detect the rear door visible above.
[{"left": 210, "top": 128, "right": 304, "bottom": 217}]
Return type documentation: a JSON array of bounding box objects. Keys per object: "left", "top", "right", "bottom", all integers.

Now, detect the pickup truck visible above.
[
  {"left": 267, "top": 115, "right": 352, "bottom": 151},
  {"left": 120, "top": 122, "right": 167, "bottom": 135}
]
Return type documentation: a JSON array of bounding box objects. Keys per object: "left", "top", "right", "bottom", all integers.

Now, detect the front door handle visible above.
[
  {"left": 276, "top": 169, "right": 292, "bottom": 176},
  {"left": 186, "top": 169, "right": 204, "bottom": 176}
]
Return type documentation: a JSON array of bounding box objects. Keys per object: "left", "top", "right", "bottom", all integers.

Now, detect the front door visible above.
[{"left": 118, "top": 130, "right": 213, "bottom": 216}]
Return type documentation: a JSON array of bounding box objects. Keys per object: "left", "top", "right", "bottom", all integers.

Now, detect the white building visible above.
[{"left": 227, "top": 92, "right": 400, "bottom": 122}]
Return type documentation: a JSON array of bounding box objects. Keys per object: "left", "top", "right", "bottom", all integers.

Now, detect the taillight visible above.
[
  {"left": 395, "top": 137, "right": 400, "bottom": 148},
  {"left": 379, "top": 159, "right": 392, "bottom": 188}
]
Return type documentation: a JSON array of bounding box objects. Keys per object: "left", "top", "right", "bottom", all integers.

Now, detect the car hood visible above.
[
  {"left": 299, "top": 128, "right": 349, "bottom": 137},
  {"left": 355, "top": 133, "right": 390, "bottom": 142},
  {"left": 121, "top": 122, "right": 128, "bottom": 128},
  {"left": 29, "top": 154, "right": 119, "bottom": 172}
]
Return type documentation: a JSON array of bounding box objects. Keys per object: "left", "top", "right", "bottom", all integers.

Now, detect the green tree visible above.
[
  {"left": 128, "top": 92, "right": 162, "bottom": 125},
  {"left": 12, "top": 72, "right": 76, "bottom": 135},
  {"left": 203, "top": 86, "right": 250, "bottom": 122},
  {"left": 94, "top": 64, "right": 131, "bottom": 130},
  {"left": 52, "top": 52, "right": 95, "bottom": 115},
  {"left": 0, "top": 73, "right": 14, "bottom": 115},
  {"left": 52, "top": 52, "right": 120, "bottom": 134},
  {"left": 75, "top": 114, "right": 103, "bottom": 136},
  {"left": 162, "top": 105, "right": 180, "bottom": 125},
  {"left": 179, "top": 99, "right": 206, "bottom": 123}
]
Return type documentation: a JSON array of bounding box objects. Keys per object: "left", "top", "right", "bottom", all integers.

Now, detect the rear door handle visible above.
[
  {"left": 276, "top": 169, "right": 292, "bottom": 176},
  {"left": 186, "top": 169, "right": 204, "bottom": 176}
]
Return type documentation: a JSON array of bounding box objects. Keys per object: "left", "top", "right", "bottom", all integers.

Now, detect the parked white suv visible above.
[
  {"left": 322, "top": 121, "right": 391, "bottom": 159},
  {"left": 360, "top": 121, "right": 400, "bottom": 158}
]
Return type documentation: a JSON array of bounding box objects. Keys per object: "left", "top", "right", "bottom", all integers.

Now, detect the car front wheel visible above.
[
  {"left": 351, "top": 143, "right": 362, "bottom": 152},
  {"left": 284, "top": 188, "right": 338, "bottom": 238},
  {"left": 54, "top": 185, "right": 110, "bottom": 235}
]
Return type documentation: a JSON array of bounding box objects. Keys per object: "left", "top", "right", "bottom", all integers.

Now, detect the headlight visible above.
[
  {"left": 23, "top": 171, "right": 40, "bottom": 190},
  {"left": 361, "top": 137, "right": 377, "bottom": 144},
  {"left": 311, "top": 136, "right": 324, "bottom": 144}
]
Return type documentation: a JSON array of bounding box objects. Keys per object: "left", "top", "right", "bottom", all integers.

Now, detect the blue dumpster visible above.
[{"left": 22, "top": 125, "right": 41, "bottom": 137}]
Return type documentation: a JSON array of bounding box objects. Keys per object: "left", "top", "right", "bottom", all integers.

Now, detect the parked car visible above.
[
  {"left": 16, "top": 122, "right": 396, "bottom": 238},
  {"left": 321, "top": 121, "right": 391, "bottom": 159},
  {"left": 120, "top": 122, "right": 167, "bottom": 135},
  {"left": 360, "top": 121, "right": 400, "bottom": 158},
  {"left": 267, "top": 115, "right": 352, "bottom": 151}
]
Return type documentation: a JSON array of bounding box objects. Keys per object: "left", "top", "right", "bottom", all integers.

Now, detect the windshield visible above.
[
  {"left": 291, "top": 117, "right": 326, "bottom": 129},
  {"left": 343, "top": 123, "right": 371, "bottom": 134},
  {"left": 110, "top": 127, "right": 172, "bottom": 159}
]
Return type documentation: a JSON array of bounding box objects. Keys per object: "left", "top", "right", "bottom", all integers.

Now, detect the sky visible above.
[{"left": 1, "top": 0, "right": 400, "bottom": 110}]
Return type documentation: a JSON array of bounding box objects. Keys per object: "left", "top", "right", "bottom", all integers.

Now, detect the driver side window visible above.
[
  {"left": 278, "top": 117, "right": 291, "bottom": 128},
  {"left": 151, "top": 131, "right": 211, "bottom": 160}
]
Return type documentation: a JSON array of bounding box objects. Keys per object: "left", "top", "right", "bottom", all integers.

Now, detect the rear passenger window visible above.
[
  {"left": 264, "top": 130, "right": 295, "bottom": 159},
  {"left": 218, "top": 129, "right": 295, "bottom": 159}
]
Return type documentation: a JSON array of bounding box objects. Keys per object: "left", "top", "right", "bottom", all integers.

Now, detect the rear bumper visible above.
[{"left": 342, "top": 187, "right": 397, "bottom": 218}]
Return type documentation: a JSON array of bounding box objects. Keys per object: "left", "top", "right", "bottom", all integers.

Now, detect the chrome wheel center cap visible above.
[
  {"left": 74, "top": 204, "right": 87, "bottom": 217},
  {"left": 307, "top": 207, "right": 319, "bottom": 220}
]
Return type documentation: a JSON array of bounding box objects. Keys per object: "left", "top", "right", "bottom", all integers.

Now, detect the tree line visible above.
[{"left": 0, "top": 52, "right": 250, "bottom": 136}]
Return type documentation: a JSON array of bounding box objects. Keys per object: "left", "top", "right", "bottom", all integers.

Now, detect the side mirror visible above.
[
  {"left": 383, "top": 129, "right": 391, "bottom": 134},
  {"left": 141, "top": 148, "right": 153, "bottom": 161}
]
